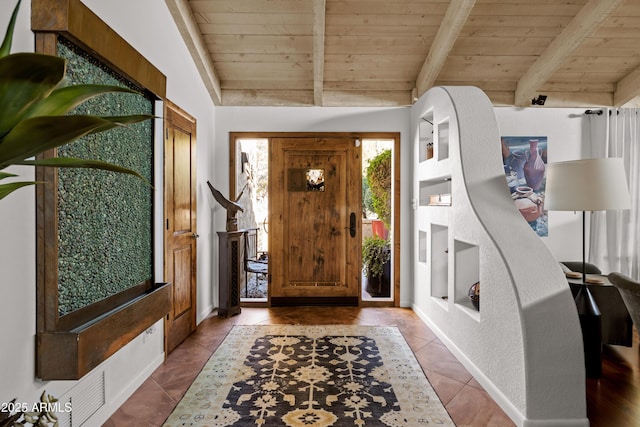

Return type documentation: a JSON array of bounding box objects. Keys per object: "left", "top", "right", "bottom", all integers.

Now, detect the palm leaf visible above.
[
  {"left": 0, "top": 171, "right": 17, "bottom": 180},
  {"left": 23, "top": 84, "right": 141, "bottom": 118},
  {"left": 0, "top": 180, "right": 39, "bottom": 200},
  {"left": 0, "top": 0, "right": 154, "bottom": 199},
  {"left": 19, "top": 157, "right": 151, "bottom": 186},
  {"left": 0, "top": 0, "right": 20, "bottom": 58},
  {"left": 0, "top": 52, "right": 66, "bottom": 137},
  {"left": 0, "top": 114, "right": 152, "bottom": 167}
]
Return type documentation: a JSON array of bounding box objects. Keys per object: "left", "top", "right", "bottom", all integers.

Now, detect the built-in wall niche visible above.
[
  {"left": 418, "top": 112, "right": 434, "bottom": 162},
  {"left": 430, "top": 224, "right": 449, "bottom": 302},
  {"left": 437, "top": 118, "right": 450, "bottom": 160},
  {"left": 454, "top": 239, "right": 480, "bottom": 318},
  {"left": 418, "top": 230, "right": 427, "bottom": 263},
  {"left": 419, "top": 176, "right": 452, "bottom": 206}
]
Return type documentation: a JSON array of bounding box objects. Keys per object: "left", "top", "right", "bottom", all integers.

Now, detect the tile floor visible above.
[{"left": 102, "top": 307, "right": 516, "bottom": 426}]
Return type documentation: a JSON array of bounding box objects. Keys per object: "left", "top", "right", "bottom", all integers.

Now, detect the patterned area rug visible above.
[{"left": 163, "top": 325, "right": 454, "bottom": 426}]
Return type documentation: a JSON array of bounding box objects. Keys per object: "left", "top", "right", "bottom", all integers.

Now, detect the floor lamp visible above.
[{"left": 545, "top": 158, "right": 631, "bottom": 377}]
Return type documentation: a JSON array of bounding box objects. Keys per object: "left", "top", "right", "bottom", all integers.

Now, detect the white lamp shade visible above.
[{"left": 545, "top": 158, "right": 631, "bottom": 211}]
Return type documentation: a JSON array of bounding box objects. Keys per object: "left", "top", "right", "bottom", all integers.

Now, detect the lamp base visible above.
[{"left": 575, "top": 285, "right": 602, "bottom": 378}]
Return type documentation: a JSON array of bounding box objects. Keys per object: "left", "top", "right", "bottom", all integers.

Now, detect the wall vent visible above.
[
  {"left": 74, "top": 370, "right": 106, "bottom": 426},
  {"left": 57, "top": 370, "right": 106, "bottom": 427},
  {"left": 56, "top": 397, "right": 72, "bottom": 427}
]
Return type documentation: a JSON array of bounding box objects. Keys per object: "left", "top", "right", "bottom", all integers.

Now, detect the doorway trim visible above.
[{"left": 230, "top": 132, "right": 400, "bottom": 307}]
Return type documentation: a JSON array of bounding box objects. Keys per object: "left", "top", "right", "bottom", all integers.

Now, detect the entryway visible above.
[{"left": 230, "top": 132, "right": 399, "bottom": 306}]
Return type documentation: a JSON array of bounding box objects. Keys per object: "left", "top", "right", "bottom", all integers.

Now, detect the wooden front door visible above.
[
  {"left": 164, "top": 100, "right": 197, "bottom": 352},
  {"left": 269, "top": 137, "right": 361, "bottom": 305}
]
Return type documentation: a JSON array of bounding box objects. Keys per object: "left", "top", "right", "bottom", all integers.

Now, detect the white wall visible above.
[
  {"left": 0, "top": 1, "right": 216, "bottom": 424},
  {"left": 495, "top": 107, "right": 590, "bottom": 263},
  {"left": 213, "top": 106, "right": 413, "bottom": 306}
]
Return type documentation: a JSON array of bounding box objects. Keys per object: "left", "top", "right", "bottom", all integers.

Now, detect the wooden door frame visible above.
[
  {"left": 230, "top": 132, "right": 401, "bottom": 307},
  {"left": 164, "top": 99, "right": 198, "bottom": 353}
]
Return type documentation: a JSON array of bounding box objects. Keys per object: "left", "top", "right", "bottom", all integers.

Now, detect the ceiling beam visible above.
[
  {"left": 313, "top": 0, "right": 326, "bottom": 106},
  {"left": 614, "top": 65, "right": 640, "bottom": 107},
  {"left": 415, "top": 0, "right": 476, "bottom": 98},
  {"left": 165, "top": 0, "right": 222, "bottom": 105},
  {"left": 514, "top": 0, "right": 625, "bottom": 107}
]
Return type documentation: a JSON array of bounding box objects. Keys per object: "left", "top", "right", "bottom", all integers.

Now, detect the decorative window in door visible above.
[
  {"left": 306, "top": 168, "right": 325, "bottom": 191},
  {"left": 287, "top": 168, "right": 325, "bottom": 192}
]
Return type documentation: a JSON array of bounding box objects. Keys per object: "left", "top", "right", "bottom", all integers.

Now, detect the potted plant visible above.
[
  {"left": 362, "top": 235, "right": 391, "bottom": 297},
  {"left": 0, "top": 0, "right": 152, "bottom": 201},
  {"left": 365, "top": 149, "right": 391, "bottom": 238}
]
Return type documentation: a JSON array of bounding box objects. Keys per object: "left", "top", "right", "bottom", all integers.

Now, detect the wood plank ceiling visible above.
[{"left": 166, "top": 0, "right": 640, "bottom": 108}]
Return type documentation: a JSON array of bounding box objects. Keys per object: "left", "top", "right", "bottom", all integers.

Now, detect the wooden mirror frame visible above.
[{"left": 32, "top": 0, "right": 169, "bottom": 380}]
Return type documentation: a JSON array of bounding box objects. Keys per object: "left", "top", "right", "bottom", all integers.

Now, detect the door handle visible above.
[
  {"left": 191, "top": 233, "right": 200, "bottom": 239},
  {"left": 349, "top": 212, "right": 356, "bottom": 238}
]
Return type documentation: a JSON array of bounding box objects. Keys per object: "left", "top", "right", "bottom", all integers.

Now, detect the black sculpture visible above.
[{"left": 207, "top": 180, "right": 245, "bottom": 232}]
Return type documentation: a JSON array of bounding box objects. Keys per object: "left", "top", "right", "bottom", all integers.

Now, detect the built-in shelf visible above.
[
  {"left": 430, "top": 224, "right": 449, "bottom": 300},
  {"left": 428, "top": 193, "right": 451, "bottom": 206},
  {"left": 454, "top": 239, "right": 480, "bottom": 318},
  {"left": 419, "top": 112, "right": 434, "bottom": 162},
  {"left": 419, "top": 112, "right": 450, "bottom": 163},
  {"left": 419, "top": 176, "right": 452, "bottom": 206}
]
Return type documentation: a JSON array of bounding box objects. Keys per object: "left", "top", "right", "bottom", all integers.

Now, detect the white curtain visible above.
[{"left": 588, "top": 109, "right": 640, "bottom": 280}]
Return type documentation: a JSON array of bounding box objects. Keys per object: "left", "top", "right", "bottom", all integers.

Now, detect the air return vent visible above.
[{"left": 58, "top": 371, "right": 106, "bottom": 427}]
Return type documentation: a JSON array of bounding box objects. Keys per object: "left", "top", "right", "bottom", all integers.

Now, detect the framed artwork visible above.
[{"left": 501, "top": 136, "right": 548, "bottom": 237}]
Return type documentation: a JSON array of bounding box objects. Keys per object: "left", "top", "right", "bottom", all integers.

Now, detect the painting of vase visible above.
[
  {"left": 501, "top": 136, "right": 548, "bottom": 237},
  {"left": 524, "top": 139, "right": 545, "bottom": 191}
]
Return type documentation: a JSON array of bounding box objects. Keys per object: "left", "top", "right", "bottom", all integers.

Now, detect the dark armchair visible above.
[
  {"left": 562, "top": 264, "right": 634, "bottom": 346},
  {"left": 608, "top": 272, "right": 640, "bottom": 330},
  {"left": 561, "top": 261, "right": 602, "bottom": 274}
]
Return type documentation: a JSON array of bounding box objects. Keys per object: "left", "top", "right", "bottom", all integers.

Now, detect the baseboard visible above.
[
  {"left": 399, "top": 298, "right": 413, "bottom": 308},
  {"left": 411, "top": 304, "right": 589, "bottom": 427},
  {"left": 199, "top": 303, "right": 215, "bottom": 323},
  {"left": 411, "top": 303, "right": 524, "bottom": 425},
  {"left": 522, "top": 419, "right": 589, "bottom": 427}
]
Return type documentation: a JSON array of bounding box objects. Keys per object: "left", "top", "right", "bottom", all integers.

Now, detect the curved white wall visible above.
[{"left": 411, "top": 87, "right": 587, "bottom": 426}]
